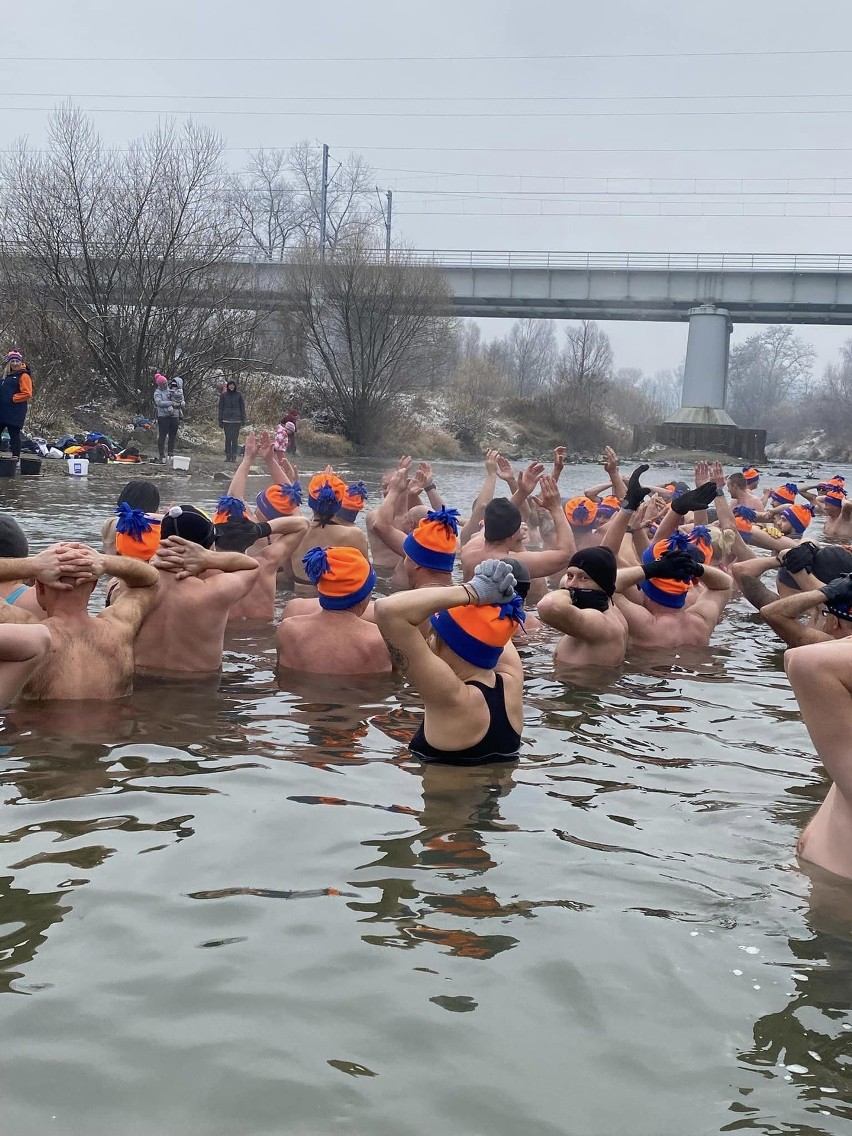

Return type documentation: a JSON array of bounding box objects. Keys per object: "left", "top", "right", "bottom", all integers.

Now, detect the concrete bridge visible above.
[
  {"left": 237, "top": 249, "right": 852, "bottom": 441},
  {"left": 231, "top": 249, "right": 852, "bottom": 323}
]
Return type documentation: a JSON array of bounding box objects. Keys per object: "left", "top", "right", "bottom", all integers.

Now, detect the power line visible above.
[
  {"left": 7, "top": 91, "right": 852, "bottom": 103},
  {"left": 5, "top": 104, "right": 852, "bottom": 118},
  {"left": 396, "top": 204, "right": 852, "bottom": 217},
  {"left": 8, "top": 49, "right": 852, "bottom": 62}
]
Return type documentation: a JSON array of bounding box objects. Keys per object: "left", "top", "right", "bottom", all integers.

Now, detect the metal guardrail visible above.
[{"left": 319, "top": 250, "right": 852, "bottom": 273}]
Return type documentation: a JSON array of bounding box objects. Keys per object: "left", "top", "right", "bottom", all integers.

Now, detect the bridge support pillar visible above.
[{"left": 669, "top": 304, "right": 735, "bottom": 426}]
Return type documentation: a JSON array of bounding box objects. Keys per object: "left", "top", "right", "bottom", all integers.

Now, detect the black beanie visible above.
[
  {"left": 160, "top": 505, "right": 215, "bottom": 549},
  {"left": 214, "top": 516, "right": 271, "bottom": 553},
  {"left": 499, "top": 557, "right": 531, "bottom": 600},
  {"left": 569, "top": 546, "right": 617, "bottom": 596},
  {"left": 484, "top": 498, "right": 522, "bottom": 542},
  {"left": 0, "top": 515, "right": 28, "bottom": 559}
]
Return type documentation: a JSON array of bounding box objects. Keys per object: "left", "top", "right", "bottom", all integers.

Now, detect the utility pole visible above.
[
  {"left": 376, "top": 187, "right": 393, "bottom": 263},
  {"left": 385, "top": 189, "right": 392, "bottom": 262},
  {"left": 319, "top": 143, "right": 329, "bottom": 261}
]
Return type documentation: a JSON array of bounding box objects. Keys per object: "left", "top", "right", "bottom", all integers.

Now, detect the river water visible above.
[{"left": 1, "top": 458, "right": 851, "bottom": 1136}]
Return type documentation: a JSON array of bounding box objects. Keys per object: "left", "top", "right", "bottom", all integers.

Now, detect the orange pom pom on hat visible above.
[
  {"left": 255, "top": 481, "right": 302, "bottom": 518},
  {"left": 403, "top": 507, "right": 460, "bottom": 572},
  {"left": 339, "top": 481, "right": 368, "bottom": 523},
  {"left": 301, "top": 546, "right": 376, "bottom": 610},
  {"left": 563, "top": 496, "right": 598, "bottom": 528},
  {"left": 114, "top": 502, "right": 161, "bottom": 561},
  {"left": 431, "top": 594, "right": 526, "bottom": 669}
]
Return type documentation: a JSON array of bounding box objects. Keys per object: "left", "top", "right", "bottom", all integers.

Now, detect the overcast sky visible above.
[{"left": 4, "top": 1, "right": 852, "bottom": 376}]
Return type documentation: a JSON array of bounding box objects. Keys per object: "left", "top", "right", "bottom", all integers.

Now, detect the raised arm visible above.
[
  {"left": 537, "top": 589, "right": 607, "bottom": 642},
  {"left": 226, "top": 430, "right": 258, "bottom": 501},
  {"left": 459, "top": 451, "right": 498, "bottom": 545},
  {"left": 760, "top": 588, "right": 830, "bottom": 647},
  {"left": 517, "top": 476, "right": 576, "bottom": 577},
  {"left": 153, "top": 537, "right": 260, "bottom": 579},
  {"left": 730, "top": 553, "right": 781, "bottom": 611},
  {"left": 370, "top": 467, "right": 408, "bottom": 558}
]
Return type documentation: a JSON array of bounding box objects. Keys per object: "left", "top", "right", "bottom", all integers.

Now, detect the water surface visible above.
[{"left": 0, "top": 459, "right": 850, "bottom": 1135}]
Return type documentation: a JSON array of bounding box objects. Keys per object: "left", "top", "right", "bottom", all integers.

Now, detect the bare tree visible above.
[
  {"left": 726, "top": 326, "right": 815, "bottom": 428},
  {"left": 0, "top": 105, "right": 257, "bottom": 411},
  {"left": 227, "top": 148, "right": 306, "bottom": 261},
  {"left": 288, "top": 142, "right": 380, "bottom": 252},
  {"left": 507, "top": 318, "right": 556, "bottom": 396},
  {"left": 552, "top": 320, "right": 614, "bottom": 423},
  {"left": 286, "top": 244, "right": 452, "bottom": 447}
]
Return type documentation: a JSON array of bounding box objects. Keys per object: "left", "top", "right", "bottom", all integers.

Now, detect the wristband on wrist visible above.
[{"left": 424, "top": 483, "right": 436, "bottom": 492}]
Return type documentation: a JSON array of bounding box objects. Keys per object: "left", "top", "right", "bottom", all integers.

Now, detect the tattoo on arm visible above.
[
  {"left": 739, "top": 574, "right": 776, "bottom": 612},
  {"left": 381, "top": 635, "right": 409, "bottom": 671}
]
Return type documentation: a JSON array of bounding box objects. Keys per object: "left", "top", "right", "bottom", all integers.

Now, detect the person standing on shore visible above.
[
  {"left": 219, "top": 380, "right": 246, "bottom": 463},
  {"left": 0, "top": 350, "right": 33, "bottom": 460},
  {"left": 283, "top": 407, "right": 299, "bottom": 455},
  {"left": 153, "top": 372, "right": 184, "bottom": 462}
]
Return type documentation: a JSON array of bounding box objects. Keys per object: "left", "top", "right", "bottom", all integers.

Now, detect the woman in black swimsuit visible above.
[{"left": 375, "top": 560, "right": 525, "bottom": 766}]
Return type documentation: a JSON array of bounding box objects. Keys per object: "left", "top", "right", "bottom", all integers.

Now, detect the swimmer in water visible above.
[
  {"left": 375, "top": 559, "right": 525, "bottom": 765},
  {"left": 461, "top": 476, "right": 575, "bottom": 582},
  {"left": 786, "top": 635, "right": 852, "bottom": 881},
  {"left": 537, "top": 547, "right": 628, "bottom": 667},
  {"left": 276, "top": 546, "right": 390, "bottom": 675},
  {"left": 0, "top": 542, "right": 159, "bottom": 700}
]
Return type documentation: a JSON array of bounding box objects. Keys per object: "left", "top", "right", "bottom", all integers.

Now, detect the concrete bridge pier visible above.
[
  {"left": 649, "top": 304, "right": 766, "bottom": 461},
  {"left": 670, "top": 304, "right": 734, "bottom": 427}
]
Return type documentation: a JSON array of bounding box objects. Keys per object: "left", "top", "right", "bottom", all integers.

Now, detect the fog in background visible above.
[{"left": 3, "top": 0, "right": 852, "bottom": 376}]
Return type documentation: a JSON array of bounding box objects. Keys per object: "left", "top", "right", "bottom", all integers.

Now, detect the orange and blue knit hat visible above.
[
  {"left": 742, "top": 466, "right": 760, "bottom": 486},
  {"left": 339, "top": 481, "right": 368, "bottom": 523},
  {"left": 302, "top": 546, "right": 376, "bottom": 610},
  {"left": 213, "top": 495, "right": 250, "bottom": 525},
  {"left": 563, "top": 496, "right": 598, "bottom": 528},
  {"left": 639, "top": 533, "right": 694, "bottom": 609},
  {"left": 824, "top": 487, "right": 846, "bottom": 510},
  {"left": 403, "top": 507, "right": 459, "bottom": 572},
  {"left": 255, "top": 482, "right": 302, "bottom": 518},
  {"left": 596, "top": 494, "right": 620, "bottom": 520},
  {"left": 431, "top": 594, "right": 525, "bottom": 669},
  {"left": 780, "top": 503, "right": 814, "bottom": 534},
  {"left": 686, "top": 524, "right": 712, "bottom": 564},
  {"left": 114, "top": 502, "right": 161, "bottom": 561},
  {"left": 733, "top": 505, "right": 757, "bottom": 542},
  {"left": 308, "top": 474, "right": 346, "bottom": 519},
  {"left": 818, "top": 475, "right": 846, "bottom": 494},
  {"left": 769, "top": 482, "right": 798, "bottom": 506}
]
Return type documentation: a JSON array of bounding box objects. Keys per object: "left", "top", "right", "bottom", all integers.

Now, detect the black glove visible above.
[
  {"left": 821, "top": 573, "right": 852, "bottom": 605},
  {"left": 622, "top": 464, "right": 651, "bottom": 512},
  {"left": 643, "top": 550, "right": 700, "bottom": 582},
  {"left": 671, "top": 481, "right": 719, "bottom": 517},
  {"left": 780, "top": 541, "right": 818, "bottom": 575}
]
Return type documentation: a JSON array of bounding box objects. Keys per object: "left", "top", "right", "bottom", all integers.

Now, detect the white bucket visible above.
[
  {"left": 67, "top": 458, "right": 89, "bottom": 477},
  {"left": 170, "top": 455, "right": 190, "bottom": 471}
]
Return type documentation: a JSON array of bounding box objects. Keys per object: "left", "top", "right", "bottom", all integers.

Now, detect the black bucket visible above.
[
  {"left": 0, "top": 456, "right": 16, "bottom": 478},
  {"left": 20, "top": 457, "right": 41, "bottom": 476}
]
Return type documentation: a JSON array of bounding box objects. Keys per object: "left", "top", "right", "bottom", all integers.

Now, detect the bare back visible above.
[
  {"left": 277, "top": 611, "right": 391, "bottom": 674},
  {"left": 22, "top": 614, "right": 136, "bottom": 700},
  {"left": 135, "top": 571, "right": 252, "bottom": 675}
]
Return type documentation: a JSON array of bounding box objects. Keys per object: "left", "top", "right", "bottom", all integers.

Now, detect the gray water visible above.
[{"left": 1, "top": 459, "right": 851, "bottom": 1136}]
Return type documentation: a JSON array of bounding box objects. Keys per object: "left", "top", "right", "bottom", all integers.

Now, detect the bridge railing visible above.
[{"left": 305, "top": 250, "right": 852, "bottom": 273}]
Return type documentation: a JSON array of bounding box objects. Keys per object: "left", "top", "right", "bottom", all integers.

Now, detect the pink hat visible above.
[{"left": 154, "top": 372, "right": 168, "bottom": 386}]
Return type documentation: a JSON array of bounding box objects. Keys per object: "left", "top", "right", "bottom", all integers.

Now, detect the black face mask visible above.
[{"left": 569, "top": 587, "right": 610, "bottom": 612}]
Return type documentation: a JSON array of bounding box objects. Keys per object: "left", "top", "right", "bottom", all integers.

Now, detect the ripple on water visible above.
[{"left": 0, "top": 462, "right": 851, "bottom": 1134}]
